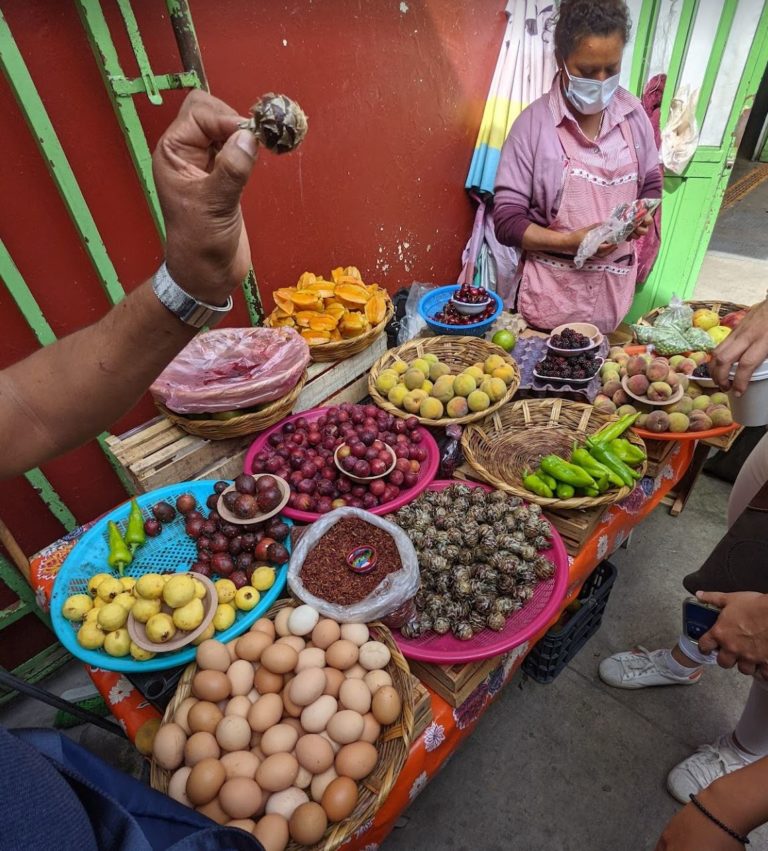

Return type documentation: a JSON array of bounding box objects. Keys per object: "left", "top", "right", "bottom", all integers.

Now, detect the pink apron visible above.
[{"left": 517, "top": 120, "right": 639, "bottom": 334}]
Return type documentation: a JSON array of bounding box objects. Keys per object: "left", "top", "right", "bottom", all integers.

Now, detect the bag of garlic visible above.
[{"left": 288, "top": 507, "right": 420, "bottom": 625}]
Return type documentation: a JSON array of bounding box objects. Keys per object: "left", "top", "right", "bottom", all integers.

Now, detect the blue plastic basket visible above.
[
  {"left": 50, "top": 481, "right": 290, "bottom": 673},
  {"left": 418, "top": 285, "right": 503, "bottom": 337}
]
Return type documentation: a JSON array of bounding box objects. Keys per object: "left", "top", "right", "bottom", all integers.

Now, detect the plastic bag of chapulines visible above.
[
  {"left": 288, "top": 507, "right": 420, "bottom": 624},
  {"left": 575, "top": 198, "right": 661, "bottom": 269}
]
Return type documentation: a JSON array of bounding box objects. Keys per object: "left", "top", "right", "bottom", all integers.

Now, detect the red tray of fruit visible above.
[
  {"left": 632, "top": 422, "right": 740, "bottom": 442},
  {"left": 244, "top": 404, "right": 440, "bottom": 522}
]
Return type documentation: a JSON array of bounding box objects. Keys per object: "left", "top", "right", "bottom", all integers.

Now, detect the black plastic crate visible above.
[{"left": 523, "top": 559, "right": 617, "bottom": 684}]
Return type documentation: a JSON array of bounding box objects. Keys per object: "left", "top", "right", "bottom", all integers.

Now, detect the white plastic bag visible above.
[
  {"left": 288, "top": 508, "right": 421, "bottom": 623},
  {"left": 661, "top": 85, "right": 699, "bottom": 175},
  {"left": 396, "top": 283, "right": 431, "bottom": 345},
  {"left": 574, "top": 198, "right": 661, "bottom": 269}
]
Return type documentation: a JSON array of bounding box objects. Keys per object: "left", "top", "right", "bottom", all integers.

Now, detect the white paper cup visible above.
[{"left": 728, "top": 359, "right": 768, "bottom": 426}]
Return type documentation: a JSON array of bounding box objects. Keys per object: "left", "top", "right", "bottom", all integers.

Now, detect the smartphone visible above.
[{"left": 682, "top": 596, "right": 720, "bottom": 644}]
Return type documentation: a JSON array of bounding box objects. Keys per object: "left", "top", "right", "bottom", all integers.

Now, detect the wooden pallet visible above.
[
  {"left": 453, "top": 462, "right": 606, "bottom": 556},
  {"left": 408, "top": 655, "right": 502, "bottom": 708},
  {"left": 411, "top": 676, "right": 434, "bottom": 740},
  {"left": 644, "top": 438, "right": 678, "bottom": 479},
  {"left": 703, "top": 425, "right": 744, "bottom": 452},
  {"left": 106, "top": 336, "right": 386, "bottom": 492}
]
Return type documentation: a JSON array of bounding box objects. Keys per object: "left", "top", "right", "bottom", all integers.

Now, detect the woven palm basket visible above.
[
  {"left": 151, "top": 598, "right": 414, "bottom": 851},
  {"left": 368, "top": 335, "right": 520, "bottom": 427},
  {"left": 268, "top": 301, "right": 394, "bottom": 363},
  {"left": 156, "top": 371, "right": 307, "bottom": 440},
  {"left": 461, "top": 398, "right": 647, "bottom": 510},
  {"left": 638, "top": 300, "right": 748, "bottom": 327}
]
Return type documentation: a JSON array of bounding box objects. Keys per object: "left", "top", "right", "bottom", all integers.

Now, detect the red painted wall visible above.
[{"left": 0, "top": 0, "right": 506, "bottom": 558}]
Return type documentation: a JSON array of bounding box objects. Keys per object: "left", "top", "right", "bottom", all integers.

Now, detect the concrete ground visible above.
[{"left": 2, "top": 162, "right": 768, "bottom": 850}]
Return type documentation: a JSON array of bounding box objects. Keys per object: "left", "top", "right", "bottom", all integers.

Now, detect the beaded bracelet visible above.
[{"left": 689, "top": 794, "right": 750, "bottom": 845}]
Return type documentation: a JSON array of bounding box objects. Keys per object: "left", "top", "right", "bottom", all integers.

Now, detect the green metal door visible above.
[{"left": 619, "top": 0, "right": 768, "bottom": 320}]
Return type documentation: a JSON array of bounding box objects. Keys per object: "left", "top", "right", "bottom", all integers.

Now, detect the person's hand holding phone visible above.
[{"left": 697, "top": 590, "right": 768, "bottom": 677}]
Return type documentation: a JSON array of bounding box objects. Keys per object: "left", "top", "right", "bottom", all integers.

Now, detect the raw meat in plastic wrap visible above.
[
  {"left": 151, "top": 327, "right": 310, "bottom": 414},
  {"left": 574, "top": 198, "right": 661, "bottom": 269}
]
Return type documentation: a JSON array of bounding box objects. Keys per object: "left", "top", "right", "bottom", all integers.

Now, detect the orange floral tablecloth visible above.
[{"left": 30, "top": 440, "right": 694, "bottom": 846}]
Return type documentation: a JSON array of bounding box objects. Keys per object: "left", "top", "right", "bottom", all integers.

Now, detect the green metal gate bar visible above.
[
  {"left": 0, "top": 9, "right": 124, "bottom": 306},
  {"left": 628, "top": 0, "right": 661, "bottom": 96},
  {"left": 695, "top": 1, "right": 739, "bottom": 128},
  {"left": 0, "top": 240, "right": 56, "bottom": 347},
  {"left": 659, "top": 0, "right": 698, "bottom": 131}
]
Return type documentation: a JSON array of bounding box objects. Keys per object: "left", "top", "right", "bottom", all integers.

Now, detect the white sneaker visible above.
[
  {"left": 667, "top": 735, "right": 756, "bottom": 804},
  {"left": 598, "top": 647, "right": 703, "bottom": 689}
]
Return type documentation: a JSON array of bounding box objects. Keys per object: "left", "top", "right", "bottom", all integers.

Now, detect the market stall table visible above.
[{"left": 28, "top": 440, "right": 693, "bottom": 846}]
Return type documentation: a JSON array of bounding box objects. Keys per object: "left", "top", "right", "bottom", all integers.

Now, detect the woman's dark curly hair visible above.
[{"left": 554, "top": 0, "right": 632, "bottom": 59}]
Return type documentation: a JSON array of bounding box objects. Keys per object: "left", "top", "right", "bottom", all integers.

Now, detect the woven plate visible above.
[
  {"left": 151, "top": 599, "right": 414, "bottom": 851},
  {"left": 368, "top": 336, "right": 520, "bottom": 426},
  {"left": 461, "top": 399, "right": 647, "bottom": 509},
  {"left": 157, "top": 370, "right": 307, "bottom": 440},
  {"left": 637, "top": 300, "right": 748, "bottom": 327}
]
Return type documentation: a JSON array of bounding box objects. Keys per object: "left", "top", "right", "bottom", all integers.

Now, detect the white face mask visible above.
[{"left": 563, "top": 65, "right": 620, "bottom": 115}]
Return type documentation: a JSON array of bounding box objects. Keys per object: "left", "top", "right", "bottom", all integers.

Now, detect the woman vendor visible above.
[{"left": 494, "top": 0, "right": 661, "bottom": 334}]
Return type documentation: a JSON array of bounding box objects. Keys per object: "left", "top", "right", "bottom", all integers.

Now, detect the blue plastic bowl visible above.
[{"left": 418, "top": 285, "right": 503, "bottom": 337}]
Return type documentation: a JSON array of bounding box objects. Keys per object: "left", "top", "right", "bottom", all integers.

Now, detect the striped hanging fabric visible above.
[{"left": 465, "top": 0, "right": 558, "bottom": 196}]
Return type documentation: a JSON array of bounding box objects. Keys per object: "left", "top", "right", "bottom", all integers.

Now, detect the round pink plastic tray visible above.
[
  {"left": 243, "top": 406, "right": 440, "bottom": 523},
  {"left": 393, "top": 479, "right": 570, "bottom": 664}
]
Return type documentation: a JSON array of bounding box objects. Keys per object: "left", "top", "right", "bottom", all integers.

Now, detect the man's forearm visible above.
[
  {"left": 0, "top": 279, "right": 196, "bottom": 479},
  {"left": 702, "top": 754, "right": 768, "bottom": 837}
]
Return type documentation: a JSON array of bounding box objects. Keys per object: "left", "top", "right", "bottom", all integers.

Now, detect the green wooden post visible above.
[
  {"left": 0, "top": 9, "right": 124, "bottom": 306},
  {"left": 75, "top": 0, "right": 171, "bottom": 239},
  {"left": 628, "top": 0, "right": 661, "bottom": 96}
]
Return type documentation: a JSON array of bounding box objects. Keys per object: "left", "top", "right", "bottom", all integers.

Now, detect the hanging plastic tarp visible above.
[{"left": 465, "top": 0, "right": 557, "bottom": 196}]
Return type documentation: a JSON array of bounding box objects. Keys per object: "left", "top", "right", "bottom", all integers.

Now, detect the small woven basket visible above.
[
  {"left": 368, "top": 335, "right": 520, "bottom": 426},
  {"left": 268, "top": 300, "right": 394, "bottom": 363},
  {"left": 638, "top": 300, "right": 748, "bottom": 327},
  {"left": 156, "top": 371, "right": 307, "bottom": 440},
  {"left": 461, "top": 398, "right": 647, "bottom": 509},
  {"left": 150, "top": 599, "right": 414, "bottom": 851}
]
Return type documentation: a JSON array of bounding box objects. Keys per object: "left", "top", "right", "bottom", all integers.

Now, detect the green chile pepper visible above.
[
  {"left": 571, "top": 447, "right": 624, "bottom": 488},
  {"left": 588, "top": 443, "right": 636, "bottom": 488},
  {"left": 591, "top": 413, "right": 640, "bottom": 448},
  {"left": 523, "top": 471, "right": 553, "bottom": 498},
  {"left": 555, "top": 483, "right": 575, "bottom": 499},
  {"left": 537, "top": 469, "right": 557, "bottom": 491},
  {"left": 609, "top": 438, "right": 646, "bottom": 465},
  {"left": 540, "top": 455, "right": 595, "bottom": 488},
  {"left": 582, "top": 487, "right": 600, "bottom": 497},
  {"left": 107, "top": 521, "right": 132, "bottom": 576},
  {"left": 125, "top": 499, "right": 146, "bottom": 553}
]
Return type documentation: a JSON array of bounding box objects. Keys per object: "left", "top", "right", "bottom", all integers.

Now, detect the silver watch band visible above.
[{"left": 152, "top": 262, "right": 233, "bottom": 329}]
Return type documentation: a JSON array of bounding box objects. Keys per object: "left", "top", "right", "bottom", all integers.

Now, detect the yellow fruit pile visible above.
[
  {"left": 266, "top": 266, "right": 389, "bottom": 346},
  {"left": 212, "top": 567, "right": 276, "bottom": 631},
  {"left": 375, "top": 353, "right": 515, "bottom": 419},
  {"left": 64, "top": 566, "right": 279, "bottom": 662},
  {"left": 692, "top": 308, "right": 731, "bottom": 345}
]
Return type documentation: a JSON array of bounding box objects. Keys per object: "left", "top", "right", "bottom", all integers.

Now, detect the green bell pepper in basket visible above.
[{"left": 540, "top": 454, "right": 596, "bottom": 488}]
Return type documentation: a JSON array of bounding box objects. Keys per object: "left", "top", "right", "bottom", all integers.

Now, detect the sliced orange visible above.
[
  {"left": 365, "top": 293, "right": 387, "bottom": 325},
  {"left": 296, "top": 271, "right": 317, "bottom": 289},
  {"left": 336, "top": 283, "right": 370, "bottom": 308},
  {"left": 290, "top": 291, "right": 322, "bottom": 309},
  {"left": 273, "top": 287, "right": 295, "bottom": 314},
  {"left": 301, "top": 328, "right": 331, "bottom": 345}
]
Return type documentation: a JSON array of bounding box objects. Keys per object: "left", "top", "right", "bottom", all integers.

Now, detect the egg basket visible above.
[
  {"left": 156, "top": 370, "right": 308, "bottom": 440},
  {"left": 49, "top": 481, "right": 290, "bottom": 673},
  {"left": 636, "top": 300, "right": 748, "bottom": 327},
  {"left": 268, "top": 300, "right": 394, "bottom": 363},
  {"left": 368, "top": 335, "right": 520, "bottom": 427},
  {"left": 461, "top": 399, "right": 647, "bottom": 510},
  {"left": 150, "top": 598, "right": 415, "bottom": 851}
]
